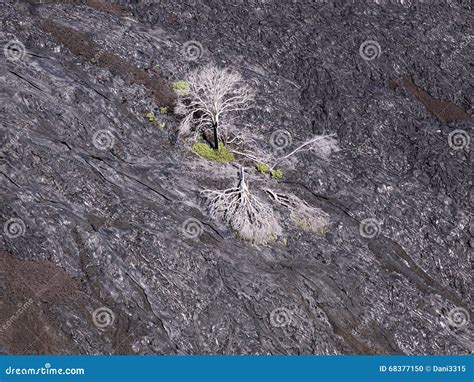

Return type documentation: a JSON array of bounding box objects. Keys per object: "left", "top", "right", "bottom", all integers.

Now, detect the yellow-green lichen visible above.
[
  {"left": 271, "top": 168, "right": 284, "bottom": 180},
  {"left": 146, "top": 112, "right": 155, "bottom": 123},
  {"left": 159, "top": 106, "right": 168, "bottom": 114},
  {"left": 192, "top": 142, "right": 235, "bottom": 163},
  {"left": 173, "top": 80, "right": 190, "bottom": 96},
  {"left": 256, "top": 162, "right": 271, "bottom": 175}
]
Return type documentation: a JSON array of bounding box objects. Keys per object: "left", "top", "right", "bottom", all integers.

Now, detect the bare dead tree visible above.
[
  {"left": 175, "top": 65, "right": 255, "bottom": 149},
  {"left": 202, "top": 167, "right": 281, "bottom": 244}
]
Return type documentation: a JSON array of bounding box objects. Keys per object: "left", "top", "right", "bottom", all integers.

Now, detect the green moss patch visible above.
[
  {"left": 192, "top": 142, "right": 235, "bottom": 163},
  {"left": 256, "top": 162, "right": 271, "bottom": 174},
  {"left": 146, "top": 112, "right": 155, "bottom": 123},
  {"left": 173, "top": 80, "right": 190, "bottom": 96},
  {"left": 256, "top": 163, "right": 283, "bottom": 179},
  {"left": 271, "top": 168, "right": 283, "bottom": 180}
]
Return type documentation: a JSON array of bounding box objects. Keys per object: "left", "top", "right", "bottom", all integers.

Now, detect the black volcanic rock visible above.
[{"left": 0, "top": 0, "right": 472, "bottom": 355}]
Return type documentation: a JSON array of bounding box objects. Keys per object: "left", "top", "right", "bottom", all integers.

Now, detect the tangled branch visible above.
[
  {"left": 202, "top": 168, "right": 281, "bottom": 244},
  {"left": 229, "top": 133, "right": 339, "bottom": 171},
  {"left": 272, "top": 133, "right": 338, "bottom": 167}
]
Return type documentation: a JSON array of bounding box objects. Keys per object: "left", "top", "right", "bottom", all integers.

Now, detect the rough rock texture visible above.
[{"left": 0, "top": 0, "right": 472, "bottom": 355}]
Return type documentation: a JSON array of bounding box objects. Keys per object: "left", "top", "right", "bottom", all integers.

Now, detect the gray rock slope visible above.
[{"left": 0, "top": 0, "right": 472, "bottom": 354}]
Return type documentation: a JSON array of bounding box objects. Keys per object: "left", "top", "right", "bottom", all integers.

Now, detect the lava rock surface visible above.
[{"left": 0, "top": 0, "right": 472, "bottom": 355}]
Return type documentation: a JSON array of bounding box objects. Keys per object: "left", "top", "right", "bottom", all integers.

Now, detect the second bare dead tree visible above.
[
  {"left": 202, "top": 168, "right": 282, "bottom": 244},
  {"left": 175, "top": 65, "right": 255, "bottom": 149}
]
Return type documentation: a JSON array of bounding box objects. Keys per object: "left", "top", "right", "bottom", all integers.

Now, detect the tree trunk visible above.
[{"left": 212, "top": 123, "right": 219, "bottom": 150}]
